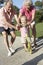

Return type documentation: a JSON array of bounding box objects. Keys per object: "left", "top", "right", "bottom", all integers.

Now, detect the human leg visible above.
[
  {"left": 31, "top": 22, "right": 37, "bottom": 47},
  {"left": 2, "top": 31, "right": 12, "bottom": 56},
  {"left": 2, "top": 31, "right": 9, "bottom": 50},
  {"left": 21, "top": 36, "right": 28, "bottom": 51},
  {"left": 9, "top": 31, "right": 16, "bottom": 52}
]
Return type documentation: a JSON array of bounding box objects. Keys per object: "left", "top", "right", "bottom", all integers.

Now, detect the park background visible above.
[
  {"left": 0, "top": 1, "right": 43, "bottom": 65},
  {"left": 0, "top": 0, "right": 43, "bottom": 38}
]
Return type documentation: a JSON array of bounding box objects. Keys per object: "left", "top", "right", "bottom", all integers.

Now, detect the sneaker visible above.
[
  {"left": 25, "top": 48, "right": 28, "bottom": 52},
  {"left": 10, "top": 47, "right": 15, "bottom": 53},
  {"left": 8, "top": 51, "right": 12, "bottom": 57}
]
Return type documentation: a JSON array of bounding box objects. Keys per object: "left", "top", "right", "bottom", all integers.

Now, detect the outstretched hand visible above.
[{"left": 16, "top": 24, "right": 20, "bottom": 30}]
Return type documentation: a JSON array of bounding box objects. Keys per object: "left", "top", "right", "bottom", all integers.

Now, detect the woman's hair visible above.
[{"left": 23, "top": 0, "right": 33, "bottom": 6}]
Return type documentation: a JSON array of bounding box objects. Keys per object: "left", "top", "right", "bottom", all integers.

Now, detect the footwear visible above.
[
  {"left": 29, "top": 49, "right": 32, "bottom": 54},
  {"left": 34, "top": 44, "right": 37, "bottom": 48},
  {"left": 25, "top": 48, "right": 28, "bottom": 52},
  {"left": 24, "top": 45, "right": 28, "bottom": 52},
  {"left": 8, "top": 51, "right": 12, "bottom": 57},
  {"left": 10, "top": 47, "right": 15, "bottom": 53}
]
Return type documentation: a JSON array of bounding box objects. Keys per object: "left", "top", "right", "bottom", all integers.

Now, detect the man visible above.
[
  {"left": 19, "top": 0, "right": 37, "bottom": 48},
  {"left": 0, "top": 1, "right": 18, "bottom": 56}
]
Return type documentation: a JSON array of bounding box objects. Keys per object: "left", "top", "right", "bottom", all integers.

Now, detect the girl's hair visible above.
[
  {"left": 23, "top": 0, "right": 33, "bottom": 6},
  {"left": 20, "top": 16, "right": 27, "bottom": 27},
  {"left": 21, "top": 16, "right": 27, "bottom": 21},
  {"left": 20, "top": 16, "right": 27, "bottom": 24}
]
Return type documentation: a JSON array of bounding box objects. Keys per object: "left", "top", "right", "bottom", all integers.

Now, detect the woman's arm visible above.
[
  {"left": 31, "top": 8, "right": 36, "bottom": 23},
  {"left": 27, "top": 7, "right": 36, "bottom": 25}
]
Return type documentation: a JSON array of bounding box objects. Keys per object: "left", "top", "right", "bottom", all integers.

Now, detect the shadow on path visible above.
[
  {"left": 22, "top": 54, "right": 43, "bottom": 65},
  {"left": 11, "top": 37, "right": 43, "bottom": 56},
  {"left": 32, "top": 37, "right": 43, "bottom": 53},
  {"left": 15, "top": 46, "right": 24, "bottom": 53}
]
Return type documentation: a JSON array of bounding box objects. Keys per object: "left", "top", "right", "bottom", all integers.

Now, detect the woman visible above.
[
  {"left": 0, "top": 1, "right": 18, "bottom": 56},
  {"left": 18, "top": 0, "right": 37, "bottom": 48}
]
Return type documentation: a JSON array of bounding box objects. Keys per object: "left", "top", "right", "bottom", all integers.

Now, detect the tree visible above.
[
  {"left": 13, "top": 5, "right": 19, "bottom": 15},
  {"left": 34, "top": 1, "right": 43, "bottom": 23},
  {"left": 35, "top": 10, "right": 43, "bottom": 23},
  {"left": 12, "top": 5, "right": 19, "bottom": 24},
  {"left": 35, "top": 1, "right": 42, "bottom": 9},
  {"left": 0, "top": 0, "right": 4, "bottom": 4},
  {"left": 0, "top": 0, "right": 5, "bottom": 7}
]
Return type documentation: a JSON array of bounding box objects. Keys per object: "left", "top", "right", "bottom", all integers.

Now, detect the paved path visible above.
[{"left": 0, "top": 36, "right": 43, "bottom": 65}]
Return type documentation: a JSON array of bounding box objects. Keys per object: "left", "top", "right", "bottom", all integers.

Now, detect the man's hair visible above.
[{"left": 4, "top": 0, "right": 13, "bottom": 6}]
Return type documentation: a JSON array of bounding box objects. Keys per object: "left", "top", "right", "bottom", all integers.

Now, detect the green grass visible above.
[
  {"left": 36, "top": 22, "right": 43, "bottom": 38},
  {"left": 15, "top": 30, "right": 21, "bottom": 36},
  {"left": 15, "top": 22, "right": 43, "bottom": 38}
]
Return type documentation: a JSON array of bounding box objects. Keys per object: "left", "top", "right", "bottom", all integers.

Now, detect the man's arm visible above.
[
  {"left": 3, "top": 15, "right": 16, "bottom": 29},
  {"left": 14, "top": 13, "right": 22, "bottom": 25},
  {"left": 14, "top": 14, "right": 19, "bottom": 24}
]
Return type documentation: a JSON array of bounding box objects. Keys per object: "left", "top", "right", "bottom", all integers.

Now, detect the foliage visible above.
[
  {"left": 35, "top": 9, "right": 43, "bottom": 23},
  {"left": 35, "top": 1, "right": 42, "bottom": 7},
  {"left": 0, "top": 0, "right": 4, "bottom": 4},
  {"left": 13, "top": 5, "right": 19, "bottom": 15},
  {"left": 34, "top": 0, "right": 43, "bottom": 23}
]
